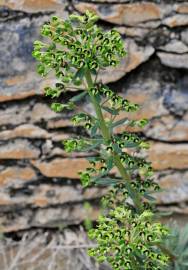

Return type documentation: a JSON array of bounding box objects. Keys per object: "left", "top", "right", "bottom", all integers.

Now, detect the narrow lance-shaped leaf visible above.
[
  {"left": 69, "top": 91, "right": 87, "bottom": 102},
  {"left": 110, "top": 116, "right": 129, "bottom": 129}
]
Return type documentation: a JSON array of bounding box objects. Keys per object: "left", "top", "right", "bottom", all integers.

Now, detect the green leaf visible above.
[
  {"left": 143, "top": 193, "right": 156, "bottom": 201},
  {"left": 106, "top": 157, "right": 114, "bottom": 170},
  {"left": 93, "top": 177, "right": 120, "bottom": 186},
  {"left": 102, "top": 106, "right": 119, "bottom": 115},
  {"left": 124, "top": 142, "right": 138, "bottom": 148},
  {"left": 69, "top": 91, "right": 87, "bottom": 102},
  {"left": 90, "top": 124, "right": 98, "bottom": 137},
  {"left": 73, "top": 67, "right": 85, "bottom": 80},
  {"left": 37, "top": 64, "right": 47, "bottom": 77},
  {"left": 110, "top": 117, "right": 129, "bottom": 128},
  {"left": 82, "top": 140, "right": 103, "bottom": 151}
]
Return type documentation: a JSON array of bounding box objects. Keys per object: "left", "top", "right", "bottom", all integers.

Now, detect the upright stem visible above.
[{"left": 85, "top": 69, "right": 142, "bottom": 213}]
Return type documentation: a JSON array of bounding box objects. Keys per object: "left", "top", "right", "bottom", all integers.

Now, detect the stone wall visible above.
[{"left": 0, "top": 0, "right": 188, "bottom": 232}]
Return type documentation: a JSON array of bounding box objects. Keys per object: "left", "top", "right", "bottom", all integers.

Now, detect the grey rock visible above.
[
  {"left": 163, "top": 14, "right": 188, "bottom": 27},
  {"left": 0, "top": 16, "right": 50, "bottom": 77},
  {"left": 159, "top": 40, "right": 188, "bottom": 53},
  {"left": 163, "top": 85, "right": 188, "bottom": 116},
  {"left": 0, "top": 139, "right": 40, "bottom": 159},
  {"left": 157, "top": 52, "right": 188, "bottom": 68},
  {"left": 155, "top": 171, "right": 188, "bottom": 204},
  {"left": 181, "top": 29, "right": 188, "bottom": 45}
]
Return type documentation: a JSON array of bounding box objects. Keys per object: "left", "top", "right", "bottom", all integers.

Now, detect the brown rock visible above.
[
  {"left": 0, "top": 140, "right": 40, "bottom": 159},
  {"left": 116, "top": 26, "right": 150, "bottom": 38},
  {"left": 31, "top": 158, "right": 90, "bottom": 178},
  {"left": 157, "top": 52, "right": 188, "bottom": 69},
  {"left": 0, "top": 124, "right": 50, "bottom": 140},
  {"left": 74, "top": 2, "right": 161, "bottom": 26},
  {"left": 0, "top": 71, "right": 68, "bottom": 102},
  {"left": 22, "top": 0, "right": 62, "bottom": 12},
  {"left": 51, "top": 133, "right": 71, "bottom": 142},
  {"left": 0, "top": 167, "right": 36, "bottom": 187},
  {"left": 31, "top": 103, "right": 59, "bottom": 122},
  {"left": 0, "top": 105, "right": 31, "bottom": 126},
  {"left": 148, "top": 142, "right": 188, "bottom": 170},
  {"left": 0, "top": 103, "right": 57, "bottom": 127},
  {"left": 47, "top": 119, "right": 72, "bottom": 129},
  {"left": 0, "top": 0, "right": 66, "bottom": 12},
  {"left": 0, "top": 73, "right": 43, "bottom": 102},
  {"left": 174, "top": 3, "right": 188, "bottom": 14},
  {"left": 163, "top": 14, "right": 188, "bottom": 27},
  {"left": 0, "top": 184, "right": 106, "bottom": 208}
]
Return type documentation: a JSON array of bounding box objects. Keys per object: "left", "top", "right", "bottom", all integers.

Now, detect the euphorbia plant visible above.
[{"left": 32, "top": 11, "right": 171, "bottom": 270}]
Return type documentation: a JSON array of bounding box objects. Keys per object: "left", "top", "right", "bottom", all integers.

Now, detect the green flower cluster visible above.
[
  {"left": 89, "top": 83, "right": 139, "bottom": 111},
  {"left": 78, "top": 157, "right": 113, "bottom": 187},
  {"left": 63, "top": 138, "right": 86, "bottom": 152},
  {"left": 32, "top": 10, "right": 126, "bottom": 85},
  {"left": 102, "top": 182, "right": 158, "bottom": 210},
  {"left": 88, "top": 208, "right": 169, "bottom": 270}
]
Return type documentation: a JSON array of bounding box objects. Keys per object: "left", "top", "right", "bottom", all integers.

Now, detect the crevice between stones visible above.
[{"left": 0, "top": 7, "right": 54, "bottom": 23}]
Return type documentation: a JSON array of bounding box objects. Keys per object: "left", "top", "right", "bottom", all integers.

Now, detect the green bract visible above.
[
  {"left": 88, "top": 207, "right": 169, "bottom": 269},
  {"left": 33, "top": 10, "right": 172, "bottom": 270}
]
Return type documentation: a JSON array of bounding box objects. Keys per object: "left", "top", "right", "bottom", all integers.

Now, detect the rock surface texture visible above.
[{"left": 0, "top": 0, "right": 188, "bottom": 234}]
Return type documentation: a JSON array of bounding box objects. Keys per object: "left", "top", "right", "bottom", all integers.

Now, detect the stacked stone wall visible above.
[{"left": 0, "top": 0, "right": 188, "bottom": 232}]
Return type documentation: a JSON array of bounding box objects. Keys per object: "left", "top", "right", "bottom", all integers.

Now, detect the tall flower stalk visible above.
[{"left": 32, "top": 11, "right": 171, "bottom": 270}]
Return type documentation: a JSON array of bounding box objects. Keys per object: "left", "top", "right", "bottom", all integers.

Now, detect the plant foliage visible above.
[{"left": 32, "top": 10, "right": 177, "bottom": 270}]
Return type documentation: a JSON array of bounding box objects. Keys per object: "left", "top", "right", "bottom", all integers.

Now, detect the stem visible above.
[{"left": 85, "top": 69, "right": 142, "bottom": 213}]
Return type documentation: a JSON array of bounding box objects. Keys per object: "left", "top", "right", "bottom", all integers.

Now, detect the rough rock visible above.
[
  {"left": 0, "top": 73, "right": 43, "bottom": 102},
  {"left": 115, "top": 26, "right": 151, "bottom": 38},
  {"left": 155, "top": 171, "right": 188, "bottom": 204},
  {"left": 74, "top": 2, "right": 162, "bottom": 26},
  {"left": 0, "top": 0, "right": 66, "bottom": 12},
  {"left": 0, "top": 16, "right": 50, "bottom": 77},
  {"left": 31, "top": 158, "right": 90, "bottom": 178},
  {"left": 0, "top": 102, "right": 60, "bottom": 127},
  {"left": 0, "top": 140, "right": 40, "bottom": 159},
  {"left": 159, "top": 40, "right": 188, "bottom": 53},
  {"left": 145, "top": 114, "right": 188, "bottom": 141},
  {"left": 0, "top": 183, "right": 107, "bottom": 208},
  {"left": 0, "top": 124, "right": 50, "bottom": 140},
  {"left": 163, "top": 86, "right": 188, "bottom": 117},
  {"left": 148, "top": 142, "right": 188, "bottom": 170},
  {"left": 0, "top": 166, "right": 36, "bottom": 187},
  {"left": 31, "top": 140, "right": 188, "bottom": 178},
  {"left": 157, "top": 52, "right": 188, "bottom": 69},
  {"left": 0, "top": 203, "right": 101, "bottom": 232},
  {"left": 163, "top": 14, "right": 188, "bottom": 27},
  {"left": 174, "top": 3, "right": 188, "bottom": 14},
  {"left": 181, "top": 29, "right": 188, "bottom": 45}
]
